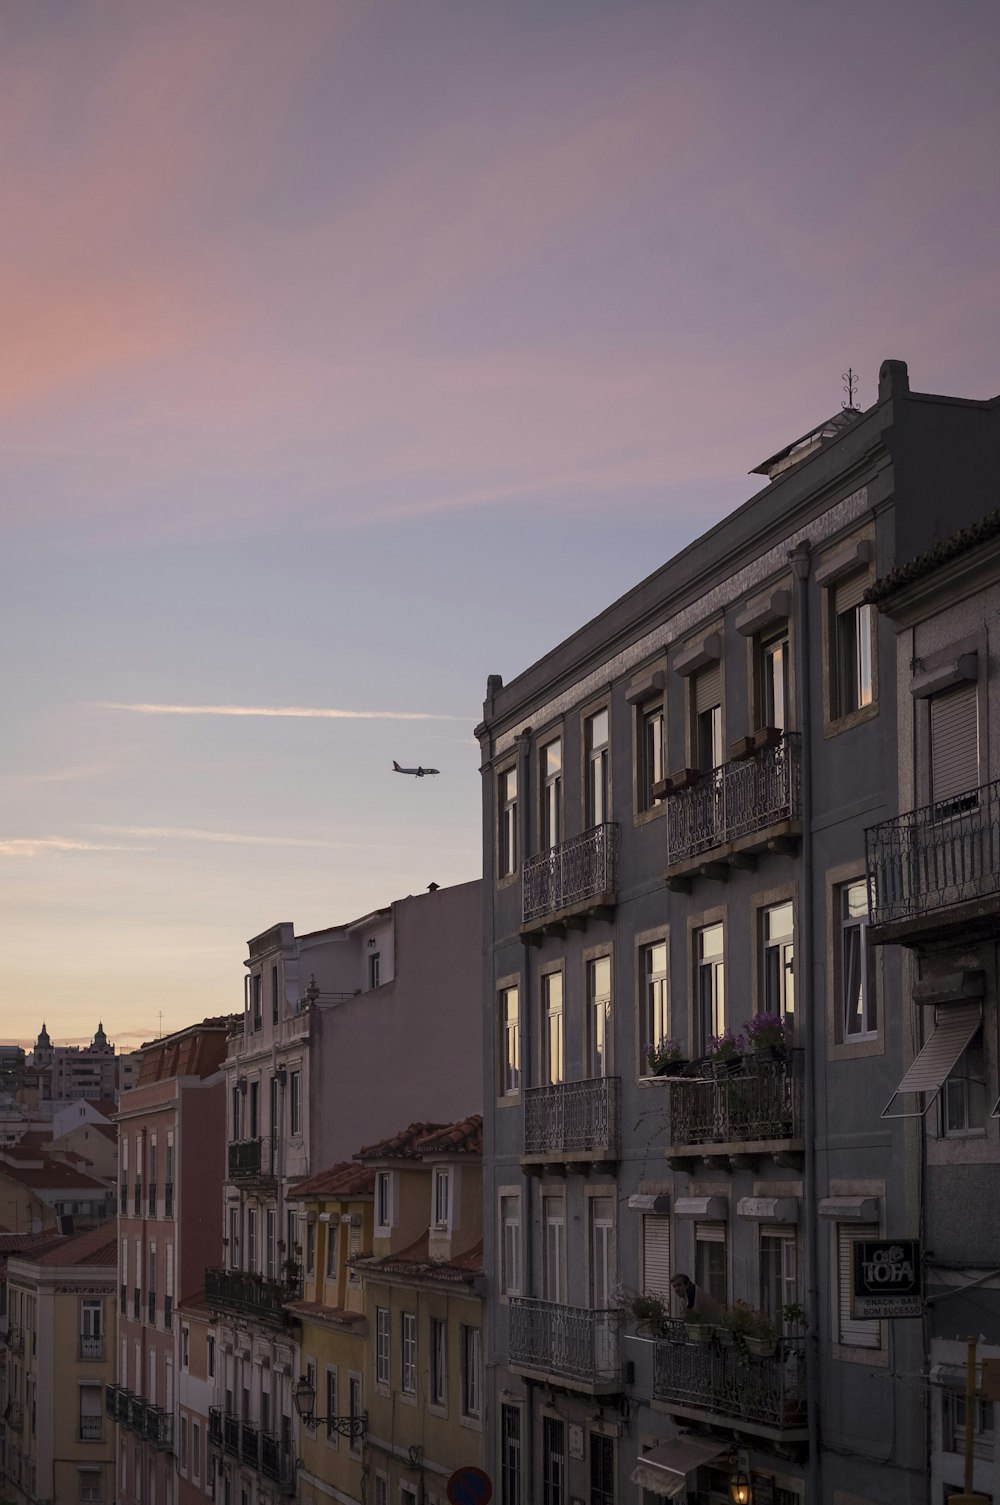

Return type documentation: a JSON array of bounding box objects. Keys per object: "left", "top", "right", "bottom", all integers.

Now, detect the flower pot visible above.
[
  {"left": 685, "top": 1323, "right": 713, "bottom": 1344},
  {"left": 655, "top": 1060, "right": 689, "bottom": 1077},
  {"left": 714, "top": 1327, "right": 734, "bottom": 1346},
  {"left": 752, "top": 1043, "right": 785, "bottom": 1065},
  {"left": 744, "top": 1336, "right": 774, "bottom": 1357}
]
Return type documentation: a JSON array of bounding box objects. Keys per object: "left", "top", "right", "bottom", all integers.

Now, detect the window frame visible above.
[
  {"left": 638, "top": 934, "right": 669, "bottom": 1076},
  {"left": 401, "top": 1311, "right": 417, "bottom": 1397},
  {"left": 375, "top": 1171, "right": 394, "bottom": 1236},
  {"left": 497, "top": 981, "right": 521, "bottom": 1101},
  {"left": 585, "top": 949, "right": 612, "bottom": 1079},
  {"left": 375, "top": 1306, "right": 390, "bottom": 1390},
  {"left": 497, "top": 763, "right": 519, "bottom": 881},
  {"left": 498, "top": 1189, "right": 522, "bottom": 1300},
  {"left": 583, "top": 705, "right": 611, "bottom": 829},
  {"left": 694, "top": 918, "right": 726, "bottom": 1050},
  {"left": 432, "top": 1166, "right": 452, "bottom": 1231},
  {"left": 540, "top": 966, "right": 565, "bottom": 1086},
  {"left": 430, "top": 1317, "right": 447, "bottom": 1411},
  {"left": 817, "top": 532, "right": 877, "bottom": 735},
  {"left": 460, "top": 1323, "right": 482, "bottom": 1421},
  {"left": 539, "top": 735, "right": 563, "bottom": 850}
]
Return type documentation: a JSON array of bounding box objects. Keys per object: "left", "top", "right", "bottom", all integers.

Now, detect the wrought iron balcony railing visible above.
[
  {"left": 164, "top": 1182, "right": 174, "bottom": 1217},
  {"left": 148, "top": 1291, "right": 157, "bottom": 1324},
  {"left": 205, "top": 1266, "right": 299, "bottom": 1325},
  {"left": 7, "top": 1402, "right": 23, "bottom": 1431},
  {"left": 866, "top": 777, "right": 1000, "bottom": 934},
  {"left": 523, "top": 1077, "right": 620, "bottom": 1161},
  {"left": 134, "top": 1183, "right": 142, "bottom": 1216},
  {"left": 208, "top": 1407, "right": 223, "bottom": 1448},
  {"left": 79, "top": 1334, "right": 104, "bottom": 1360},
  {"left": 509, "top": 1298, "right": 621, "bottom": 1389},
  {"left": 115, "top": 1388, "right": 131, "bottom": 1424},
  {"left": 6, "top": 1327, "right": 23, "bottom": 1355},
  {"left": 147, "top": 1183, "right": 157, "bottom": 1216},
  {"left": 228, "top": 1136, "right": 276, "bottom": 1181},
  {"left": 654, "top": 1326, "right": 806, "bottom": 1433},
  {"left": 669, "top": 1051, "right": 803, "bottom": 1151},
  {"left": 523, "top": 823, "right": 618, "bottom": 925},
  {"left": 143, "top": 1403, "right": 173, "bottom": 1450},
  {"left": 128, "top": 1394, "right": 145, "bottom": 1433},
  {"left": 260, "top": 1431, "right": 296, "bottom": 1492},
  {"left": 223, "top": 1412, "right": 241, "bottom": 1459},
  {"left": 241, "top": 1420, "right": 260, "bottom": 1469},
  {"left": 666, "top": 734, "right": 801, "bottom": 867},
  {"left": 105, "top": 1383, "right": 119, "bottom": 1418},
  {"left": 120, "top": 1186, "right": 128, "bottom": 1215},
  {"left": 133, "top": 1289, "right": 140, "bottom": 1320},
  {"left": 80, "top": 1413, "right": 103, "bottom": 1441}
]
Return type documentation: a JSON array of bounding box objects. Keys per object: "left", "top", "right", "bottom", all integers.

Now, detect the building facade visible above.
[{"left": 477, "top": 360, "right": 1000, "bottom": 1504}]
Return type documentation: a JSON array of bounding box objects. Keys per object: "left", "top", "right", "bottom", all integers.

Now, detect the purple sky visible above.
[{"left": 2, "top": 0, "right": 998, "bottom": 1047}]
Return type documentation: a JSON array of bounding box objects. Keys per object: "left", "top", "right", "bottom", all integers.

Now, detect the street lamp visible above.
[
  {"left": 729, "top": 1469, "right": 752, "bottom": 1505},
  {"left": 291, "top": 1375, "right": 367, "bottom": 1443}
]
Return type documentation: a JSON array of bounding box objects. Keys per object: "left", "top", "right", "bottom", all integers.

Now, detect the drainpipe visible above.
[{"left": 791, "top": 541, "right": 821, "bottom": 1505}]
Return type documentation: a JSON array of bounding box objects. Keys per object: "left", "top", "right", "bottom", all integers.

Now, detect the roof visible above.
[
  {"left": 83, "top": 1099, "right": 118, "bottom": 1119},
  {"left": 750, "top": 406, "right": 865, "bottom": 478},
  {"left": 867, "top": 508, "right": 1000, "bottom": 605},
  {"left": 352, "top": 1234, "right": 483, "bottom": 1285},
  {"left": 356, "top": 1115, "right": 482, "bottom": 1162},
  {"left": 12, "top": 1222, "right": 117, "bottom": 1269},
  {"left": 284, "top": 1299, "right": 366, "bottom": 1326},
  {"left": 291, "top": 1161, "right": 375, "bottom": 1199},
  {"left": 0, "top": 1159, "right": 111, "bottom": 1192}
]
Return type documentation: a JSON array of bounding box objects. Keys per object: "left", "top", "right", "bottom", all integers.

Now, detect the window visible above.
[
  {"left": 587, "top": 955, "right": 612, "bottom": 1078},
  {"left": 638, "top": 701, "right": 664, "bottom": 811},
  {"left": 207, "top": 1335, "right": 215, "bottom": 1379},
  {"left": 375, "top": 1477, "right": 389, "bottom": 1505},
  {"left": 696, "top": 923, "right": 726, "bottom": 1046},
  {"left": 500, "top": 1404, "right": 522, "bottom": 1505},
  {"left": 79, "top": 1383, "right": 102, "bottom": 1440},
  {"left": 246, "top": 1209, "right": 257, "bottom": 1274},
  {"left": 348, "top": 1222, "right": 361, "bottom": 1282},
  {"left": 761, "top": 901, "right": 795, "bottom": 1022},
  {"left": 541, "top": 738, "right": 563, "bottom": 848},
  {"left": 401, "top": 1312, "right": 417, "bottom": 1395},
  {"left": 266, "top": 1208, "right": 277, "bottom": 1279},
  {"left": 325, "top": 1222, "right": 338, "bottom": 1279},
  {"left": 179, "top": 1413, "right": 188, "bottom": 1470},
  {"left": 589, "top": 1196, "right": 615, "bottom": 1312},
  {"left": 760, "top": 1228, "right": 798, "bottom": 1331},
  {"left": 641, "top": 940, "right": 669, "bottom": 1069},
  {"left": 943, "top": 1389, "right": 995, "bottom": 1460},
  {"left": 542, "top": 1195, "right": 565, "bottom": 1304},
  {"left": 289, "top": 1069, "right": 301, "bottom": 1135},
  {"left": 500, "top": 1195, "right": 521, "bottom": 1297},
  {"left": 499, "top": 985, "right": 520, "bottom": 1096},
  {"left": 694, "top": 1222, "right": 727, "bottom": 1307},
  {"left": 831, "top": 573, "right": 874, "bottom": 717},
  {"left": 305, "top": 1221, "right": 316, "bottom": 1275},
  {"left": 325, "top": 1369, "right": 338, "bottom": 1446},
  {"left": 369, "top": 952, "right": 381, "bottom": 990},
  {"left": 193, "top": 1420, "right": 201, "bottom": 1481},
  {"left": 375, "top": 1307, "right": 390, "bottom": 1387},
  {"left": 837, "top": 1222, "right": 881, "bottom": 1349},
  {"left": 79, "top": 1470, "right": 102, "bottom": 1503},
  {"left": 271, "top": 963, "right": 280, "bottom": 1024},
  {"left": 430, "top": 1318, "right": 447, "bottom": 1407},
  {"left": 840, "top": 881, "right": 875, "bottom": 1039},
  {"left": 642, "top": 1215, "right": 670, "bottom": 1298},
  {"left": 585, "top": 709, "right": 610, "bottom": 826},
  {"left": 181, "top": 1325, "right": 190, "bottom": 1368},
  {"left": 348, "top": 1375, "right": 362, "bottom": 1456},
  {"left": 589, "top": 1433, "right": 614, "bottom": 1505},
  {"left": 692, "top": 662, "right": 723, "bottom": 770},
  {"left": 930, "top": 682, "right": 979, "bottom": 808},
  {"left": 460, "top": 1324, "right": 481, "bottom": 1418},
  {"left": 252, "top": 973, "right": 262, "bottom": 1031},
  {"left": 498, "top": 765, "right": 518, "bottom": 877},
  {"left": 758, "top": 629, "right": 789, "bottom": 731},
  {"left": 433, "top": 1168, "right": 452, "bottom": 1230},
  {"left": 542, "top": 972, "right": 564, "bottom": 1085},
  {"left": 249, "top": 1080, "right": 259, "bottom": 1138},
  {"left": 542, "top": 1416, "right": 566, "bottom": 1505},
  {"left": 80, "top": 1298, "right": 103, "bottom": 1359},
  {"left": 941, "top": 1033, "right": 987, "bottom": 1136},
  {"left": 375, "top": 1172, "right": 393, "bottom": 1234}
]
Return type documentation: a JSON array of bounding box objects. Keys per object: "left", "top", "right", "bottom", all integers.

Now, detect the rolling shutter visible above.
[
  {"left": 882, "top": 1004, "right": 981, "bottom": 1118},
  {"left": 930, "top": 683, "right": 979, "bottom": 804},
  {"left": 694, "top": 663, "right": 722, "bottom": 716},
  {"left": 642, "top": 1216, "right": 671, "bottom": 1298},
  {"left": 834, "top": 571, "right": 869, "bottom": 614},
  {"left": 837, "top": 1222, "right": 880, "bottom": 1348}
]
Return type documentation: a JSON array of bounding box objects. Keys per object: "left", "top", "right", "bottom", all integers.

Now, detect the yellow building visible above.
[
  {"left": 286, "top": 1159, "right": 376, "bottom": 1505},
  {"left": 4, "top": 1222, "right": 117, "bottom": 1504},
  {"left": 352, "top": 1117, "right": 484, "bottom": 1505}
]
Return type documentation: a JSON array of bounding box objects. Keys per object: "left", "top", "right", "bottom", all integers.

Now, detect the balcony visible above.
[
  {"left": 134, "top": 1183, "right": 142, "bottom": 1216},
  {"left": 866, "top": 778, "right": 1000, "bottom": 945},
  {"left": 6, "top": 1327, "right": 23, "bottom": 1355},
  {"left": 128, "top": 1394, "right": 145, "bottom": 1433},
  {"left": 164, "top": 1295, "right": 173, "bottom": 1330},
  {"left": 148, "top": 1292, "right": 157, "bottom": 1324},
  {"left": 7, "top": 1403, "right": 22, "bottom": 1432},
  {"left": 120, "top": 1186, "right": 127, "bottom": 1215},
  {"left": 667, "top": 1052, "right": 803, "bottom": 1166},
  {"left": 115, "top": 1388, "right": 131, "bottom": 1424},
  {"left": 205, "top": 1266, "right": 299, "bottom": 1327},
  {"left": 79, "top": 1334, "right": 104, "bottom": 1361},
  {"left": 143, "top": 1403, "right": 173, "bottom": 1450},
  {"left": 223, "top": 1412, "right": 240, "bottom": 1459},
  {"left": 133, "top": 1289, "right": 140, "bottom": 1321},
  {"left": 522, "top": 1077, "right": 620, "bottom": 1169},
  {"left": 79, "top": 1413, "right": 103, "bottom": 1441},
  {"left": 522, "top": 824, "right": 618, "bottom": 936},
  {"left": 164, "top": 1182, "right": 174, "bottom": 1217},
  {"left": 260, "top": 1432, "right": 296, "bottom": 1493},
  {"left": 208, "top": 1407, "right": 223, "bottom": 1448},
  {"left": 665, "top": 734, "right": 801, "bottom": 887},
  {"left": 241, "top": 1420, "right": 260, "bottom": 1469},
  {"left": 105, "top": 1383, "right": 119, "bottom": 1418},
  {"left": 654, "top": 1327, "right": 807, "bottom": 1441},
  {"left": 509, "top": 1298, "right": 622, "bottom": 1395},
  {"left": 228, "top": 1136, "right": 276, "bottom": 1184},
  {"left": 147, "top": 1183, "right": 157, "bottom": 1217}
]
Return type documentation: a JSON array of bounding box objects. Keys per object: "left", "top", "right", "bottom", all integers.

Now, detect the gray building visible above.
[{"left": 477, "top": 360, "right": 1000, "bottom": 1505}]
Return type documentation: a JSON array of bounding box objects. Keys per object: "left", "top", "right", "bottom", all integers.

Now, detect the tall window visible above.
[
  {"left": 833, "top": 576, "right": 875, "bottom": 716},
  {"left": 289, "top": 1071, "right": 301, "bottom": 1135},
  {"left": 401, "top": 1312, "right": 417, "bottom": 1395},
  {"left": 80, "top": 1300, "right": 102, "bottom": 1359},
  {"left": 642, "top": 1215, "right": 670, "bottom": 1299},
  {"left": 696, "top": 923, "right": 726, "bottom": 1045},
  {"left": 499, "top": 766, "right": 518, "bottom": 877},
  {"left": 930, "top": 682, "right": 979, "bottom": 807},
  {"left": 641, "top": 941, "right": 668, "bottom": 1067},
  {"left": 461, "top": 1325, "right": 481, "bottom": 1418},
  {"left": 840, "top": 881, "right": 875, "bottom": 1039},
  {"left": 325, "top": 1369, "right": 338, "bottom": 1445},
  {"left": 759, "top": 630, "right": 788, "bottom": 731},
  {"left": 347, "top": 1376, "right": 362, "bottom": 1457},
  {"left": 585, "top": 709, "right": 610, "bottom": 826},
  {"left": 588, "top": 1197, "right": 615, "bottom": 1310},
  {"left": 433, "top": 1168, "right": 452, "bottom": 1230},
  {"left": 375, "top": 1172, "right": 393, "bottom": 1233},
  {"left": 941, "top": 1034, "right": 987, "bottom": 1136},
  {"left": 542, "top": 1196, "right": 565, "bottom": 1304},
  {"left": 837, "top": 1222, "right": 881, "bottom": 1348},
  {"left": 590, "top": 1434, "right": 615, "bottom": 1505},
  {"left": 760, "top": 1228, "right": 798, "bottom": 1331},
  {"left": 271, "top": 964, "right": 280, "bottom": 1024},
  {"left": 499, "top": 985, "right": 520, "bottom": 1096},
  {"left": 541, "top": 738, "right": 562, "bottom": 848},
  {"left": 375, "top": 1308, "right": 390, "bottom": 1387},
  {"left": 693, "top": 663, "right": 723, "bottom": 770},
  {"left": 500, "top": 1404, "right": 522, "bottom": 1505},
  {"left": 430, "top": 1318, "right": 447, "bottom": 1407},
  {"left": 266, "top": 1210, "right": 277, "bottom": 1279},
  {"left": 542, "top": 1417, "right": 566, "bottom": 1505},
  {"left": 325, "top": 1222, "right": 337, "bottom": 1279},
  {"left": 304, "top": 1220, "right": 315, "bottom": 1275},
  {"left": 252, "top": 974, "right": 262, "bottom": 1031},
  {"left": 368, "top": 952, "right": 381, "bottom": 990},
  {"left": 79, "top": 1384, "right": 103, "bottom": 1441},
  {"left": 639, "top": 701, "right": 664, "bottom": 811},
  {"left": 248, "top": 1080, "right": 259, "bottom": 1138},
  {"left": 761, "top": 902, "right": 794, "bottom": 1021},
  {"left": 500, "top": 1195, "right": 521, "bottom": 1297},
  {"left": 542, "top": 972, "right": 564, "bottom": 1085},
  {"left": 247, "top": 1210, "right": 258, "bottom": 1274},
  {"left": 694, "top": 1222, "right": 727, "bottom": 1307},
  {"left": 587, "top": 956, "right": 612, "bottom": 1078}
]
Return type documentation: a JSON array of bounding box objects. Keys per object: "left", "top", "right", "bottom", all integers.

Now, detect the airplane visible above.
[{"left": 393, "top": 760, "right": 440, "bottom": 778}]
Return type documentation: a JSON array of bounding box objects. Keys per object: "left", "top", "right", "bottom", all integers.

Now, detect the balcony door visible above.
[
  {"left": 585, "top": 710, "right": 609, "bottom": 827},
  {"left": 542, "top": 1196, "right": 565, "bottom": 1304},
  {"left": 760, "top": 1228, "right": 798, "bottom": 1333},
  {"left": 589, "top": 1197, "right": 616, "bottom": 1376},
  {"left": 541, "top": 738, "right": 562, "bottom": 849},
  {"left": 697, "top": 924, "right": 726, "bottom": 1048},
  {"left": 586, "top": 957, "right": 612, "bottom": 1078},
  {"left": 542, "top": 973, "right": 565, "bottom": 1086}
]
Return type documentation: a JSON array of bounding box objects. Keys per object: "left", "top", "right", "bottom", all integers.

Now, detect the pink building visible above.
[{"left": 112, "top": 1018, "right": 234, "bottom": 1505}]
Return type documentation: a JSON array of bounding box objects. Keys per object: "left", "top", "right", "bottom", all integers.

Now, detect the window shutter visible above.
[
  {"left": 642, "top": 1216, "right": 671, "bottom": 1298},
  {"left": 837, "top": 1222, "right": 880, "bottom": 1348},
  {"left": 930, "top": 683, "right": 979, "bottom": 803},
  {"left": 694, "top": 1220, "right": 726, "bottom": 1243},
  {"left": 694, "top": 663, "right": 722, "bottom": 716},
  {"left": 834, "top": 571, "right": 869, "bottom": 614}
]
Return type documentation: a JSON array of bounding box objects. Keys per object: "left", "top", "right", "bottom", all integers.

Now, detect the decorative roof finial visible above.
[{"left": 842, "top": 367, "right": 860, "bottom": 412}]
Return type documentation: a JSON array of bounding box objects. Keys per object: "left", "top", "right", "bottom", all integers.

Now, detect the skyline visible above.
[{"left": 3, "top": 0, "right": 999, "bottom": 1044}]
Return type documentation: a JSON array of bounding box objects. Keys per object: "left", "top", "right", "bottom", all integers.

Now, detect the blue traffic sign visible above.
[{"left": 447, "top": 1466, "right": 493, "bottom": 1505}]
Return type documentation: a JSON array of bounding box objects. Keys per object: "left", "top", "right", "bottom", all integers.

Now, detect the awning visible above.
[
  {"left": 737, "top": 1196, "right": 798, "bottom": 1223},
  {"left": 674, "top": 1196, "right": 728, "bottom": 1220},
  {"left": 628, "top": 1193, "right": 670, "bottom": 1214},
  {"left": 630, "top": 1438, "right": 729, "bottom": 1499},
  {"left": 882, "top": 1004, "right": 981, "bottom": 1118},
  {"left": 818, "top": 1195, "right": 880, "bottom": 1221}
]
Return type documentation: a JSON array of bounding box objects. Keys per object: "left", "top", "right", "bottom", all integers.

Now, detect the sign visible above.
[
  {"left": 852, "top": 1238, "right": 922, "bottom": 1319},
  {"left": 447, "top": 1467, "right": 492, "bottom": 1505},
  {"left": 981, "top": 1359, "right": 1000, "bottom": 1400}
]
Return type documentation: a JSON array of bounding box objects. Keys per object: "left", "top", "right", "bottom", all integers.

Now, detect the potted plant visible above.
[
  {"left": 645, "top": 1039, "right": 688, "bottom": 1077},
  {"left": 780, "top": 1301, "right": 806, "bottom": 1337},
  {"left": 624, "top": 1291, "right": 669, "bottom": 1337},
  {"left": 744, "top": 1013, "right": 793, "bottom": 1064},
  {"left": 682, "top": 1309, "right": 714, "bottom": 1343},
  {"left": 743, "top": 1307, "right": 776, "bottom": 1356},
  {"left": 706, "top": 1028, "right": 746, "bottom": 1077}
]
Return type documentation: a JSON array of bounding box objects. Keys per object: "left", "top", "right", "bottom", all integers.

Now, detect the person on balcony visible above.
[{"left": 671, "top": 1272, "right": 725, "bottom": 1323}]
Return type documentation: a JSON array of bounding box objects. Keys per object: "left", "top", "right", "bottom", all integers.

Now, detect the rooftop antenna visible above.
[{"left": 842, "top": 367, "right": 860, "bottom": 412}]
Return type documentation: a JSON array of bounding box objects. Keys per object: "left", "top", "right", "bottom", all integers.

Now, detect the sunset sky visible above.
[{"left": 3, "top": 0, "right": 998, "bottom": 1048}]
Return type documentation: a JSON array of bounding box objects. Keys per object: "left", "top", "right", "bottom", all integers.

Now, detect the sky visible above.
[{"left": 2, "top": 0, "right": 998, "bottom": 1049}]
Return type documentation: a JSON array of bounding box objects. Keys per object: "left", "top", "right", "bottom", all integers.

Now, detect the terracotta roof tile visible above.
[
  {"left": 356, "top": 1114, "right": 482, "bottom": 1161},
  {"left": 284, "top": 1299, "right": 366, "bottom": 1325},
  {"left": 352, "top": 1230, "right": 483, "bottom": 1284},
  {"left": 867, "top": 508, "right": 1000, "bottom": 604},
  {"left": 14, "top": 1222, "right": 117, "bottom": 1268},
  {"left": 291, "top": 1162, "right": 375, "bottom": 1199}
]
